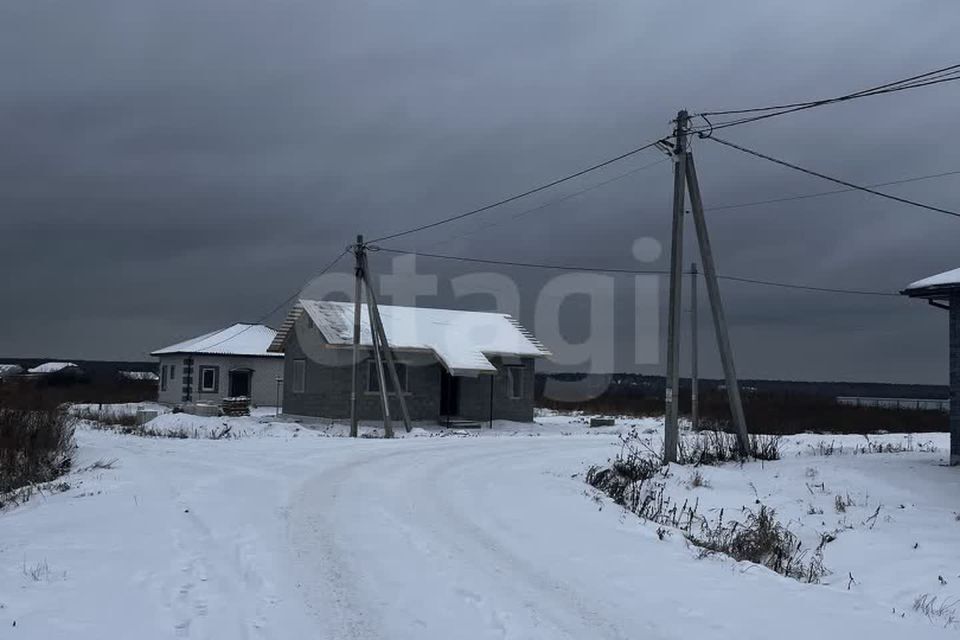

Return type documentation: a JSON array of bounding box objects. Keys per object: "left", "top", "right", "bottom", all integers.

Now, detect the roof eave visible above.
[
  {"left": 901, "top": 284, "right": 960, "bottom": 300},
  {"left": 482, "top": 349, "right": 552, "bottom": 359},
  {"left": 151, "top": 350, "right": 283, "bottom": 358}
]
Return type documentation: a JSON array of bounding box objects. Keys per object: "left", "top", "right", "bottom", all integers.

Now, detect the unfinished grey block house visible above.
[
  {"left": 902, "top": 267, "right": 960, "bottom": 465},
  {"left": 152, "top": 323, "right": 283, "bottom": 407},
  {"left": 269, "top": 300, "right": 550, "bottom": 424}
]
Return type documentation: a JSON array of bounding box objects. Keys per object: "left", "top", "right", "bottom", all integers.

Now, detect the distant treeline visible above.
[
  {"left": 0, "top": 362, "right": 158, "bottom": 408},
  {"left": 535, "top": 373, "right": 948, "bottom": 435},
  {"left": 535, "top": 372, "right": 948, "bottom": 401},
  {"left": 0, "top": 358, "right": 157, "bottom": 379}
]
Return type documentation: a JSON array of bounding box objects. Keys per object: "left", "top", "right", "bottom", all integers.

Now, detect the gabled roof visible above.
[
  {"left": 151, "top": 323, "right": 281, "bottom": 357},
  {"left": 270, "top": 300, "right": 550, "bottom": 376},
  {"left": 28, "top": 362, "right": 79, "bottom": 374},
  {"left": 902, "top": 266, "right": 960, "bottom": 299}
]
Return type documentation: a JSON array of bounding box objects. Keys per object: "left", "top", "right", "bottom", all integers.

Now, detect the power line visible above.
[
  {"left": 716, "top": 274, "right": 899, "bottom": 296},
  {"left": 374, "top": 247, "right": 900, "bottom": 297},
  {"left": 192, "top": 249, "right": 349, "bottom": 352},
  {"left": 700, "top": 64, "right": 960, "bottom": 116},
  {"left": 707, "top": 168, "right": 960, "bottom": 212},
  {"left": 368, "top": 137, "right": 669, "bottom": 244},
  {"left": 707, "top": 74, "right": 960, "bottom": 131},
  {"left": 707, "top": 135, "right": 960, "bottom": 220},
  {"left": 698, "top": 65, "right": 960, "bottom": 131},
  {"left": 695, "top": 75, "right": 960, "bottom": 134},
  {"left": 421, "top": 156, "right": 671, "bottom": 248},
  {"left": 692, "top": 64, "right": 960, "bottom": 133},
  {"left": 377, "top": 247, "right": 667, "bottom": 274},
  {"left": 369, "top": 65, "right": 960, "bottom": 244}
]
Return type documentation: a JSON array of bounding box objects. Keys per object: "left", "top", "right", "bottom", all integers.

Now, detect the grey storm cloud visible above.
[{"left": 1, "top": 0, "right": 959, "bottom": 383}]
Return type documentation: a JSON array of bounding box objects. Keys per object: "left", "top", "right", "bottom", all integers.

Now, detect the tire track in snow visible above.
[
  {"left": 117, "top": 440, "right": 275, "bottom": 639},
  {"left": 288, "top": 445, "right": 429, "bottom": 640},
  {"left": 418, "top": 442, "right": 643, "bottom": 640},
  {"left": 287, "top": 438, "right": 651, "bottom": 640}
]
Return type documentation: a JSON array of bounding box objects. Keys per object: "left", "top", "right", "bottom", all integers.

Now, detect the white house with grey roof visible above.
[
  {"left": 151, "top": 323, "right": 283, "bottom": 407},
  {"left": 268, "top": 300, "right": 550, "bottom": 424}
]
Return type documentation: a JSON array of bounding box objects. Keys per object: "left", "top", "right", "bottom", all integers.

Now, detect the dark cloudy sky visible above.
[{"left": 2, "top": 0, "right": 958, "bottom": 384}]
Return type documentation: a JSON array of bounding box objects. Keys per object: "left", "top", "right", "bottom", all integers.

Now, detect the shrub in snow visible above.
[
  {"left": 689, "top": 505, "right": 826, "bottom": 583},
  {"left": 834, "top": 494, "right": 855, "bottom": 513},
  {"left": 678, "top": 430, "right": 782, "bottom": 464},
  {"left": 132, "top": 424, "right": 237, "bottom": 440},
  {"left": 913, "top": 594, "right": 959, "bottom": 627},
  {"left": 806, "top": 436, "right": 937, "bottom": 457},
  {"left": 586, "top": 429, "right": 824, "bottom": 583},
  {"left": 0, "top": 406, "right": 74, "bottom": 494},
  {"left": 686, "top": 469, "right": 710, "bottom": 489},
  {"left": 73, "top": 406, "right": 138, "bottom": 428}
]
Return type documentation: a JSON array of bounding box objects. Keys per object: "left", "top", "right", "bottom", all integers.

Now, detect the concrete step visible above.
[{"left": 443, "top": 418, "right": 483, "bottom": 429}]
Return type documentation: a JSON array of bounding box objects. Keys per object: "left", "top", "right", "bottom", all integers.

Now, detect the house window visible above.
[
  {"left": 161, "top": 365, "right": 167, "bottom": 392},
  {"left": 367, "top": 361, "right": 408, "bottom": 394},
  {"left": 507, "top": 367, "right": 523, "bottom": 400},
  {"left": 292, "top": 359, "right": 306, "bottom": 393},
  {"left": 199, "top": 366, "right": 219, "bottom": 393},
  {"left": 169, "top": 365, "right": 176, "bottom": 381}
]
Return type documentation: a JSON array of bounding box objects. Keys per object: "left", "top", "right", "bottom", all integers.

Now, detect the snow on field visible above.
[
  {"left": 620, "top": 431, "right": 960, "bottom": 624},
  {"left": 1, "top": 406, "right": 958, "bottom": 638}
]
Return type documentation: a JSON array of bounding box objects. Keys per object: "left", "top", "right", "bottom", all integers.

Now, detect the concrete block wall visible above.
[
  {"left": 282, "top": 325, "right": 443, "bottom": 421},
  {"left": 458, "top": 357, "right": 536, "bottom": 423},
  {"left": 281, "top": 314, "right": 537, "bottom": 423}
]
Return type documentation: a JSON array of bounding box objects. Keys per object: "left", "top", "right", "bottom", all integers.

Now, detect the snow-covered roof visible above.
[
  {"left": 0, "top": 364, "right": 24, "bottom": 377},
  {"left": 903, "top": 266, "right": 960, "bottom": 296},
  {"left": 28, "top": 362, "right": 79, "bottom": 374},
  {"left": 272, "top": 300, "right": 550, "bottom": 376},
  {"left": 151, "top": 323, "right": 281, "bottom": 357},
  {"left": 120, "top": 370, "right": 160, "bottom": 381}
]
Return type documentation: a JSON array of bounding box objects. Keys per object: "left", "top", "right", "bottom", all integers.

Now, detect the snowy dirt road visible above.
[
  {"left": 287, "top": 436, "right": 955, "bottom": 640},
  {"left": 2, "top": 422, "right": 957, "bottom": 639}
]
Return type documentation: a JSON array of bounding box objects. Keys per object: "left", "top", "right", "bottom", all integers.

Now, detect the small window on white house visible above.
[
  {"left": 160, "top": 366, "right": 167, "bottom": 392},
  {"left": 368, "top": 362, "right": 408, "bottom": 394},
  {"left": 293, "top": 359, "right": 306, "bottom": 393},
  {"left": 199, "top": 366, "right": 219, "bottom": 393},
  {"left": 507, "top": 367, "right": 523, "bottom": 400},
  {"left": 170, "top": 365, "right": 176, "bottom": 380}
]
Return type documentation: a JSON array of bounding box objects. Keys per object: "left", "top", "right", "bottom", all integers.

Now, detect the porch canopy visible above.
[{"left": 902, "top": 266, "right": 960, "bottom": 305}]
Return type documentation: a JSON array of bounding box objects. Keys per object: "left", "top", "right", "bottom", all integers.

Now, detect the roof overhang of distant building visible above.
[{"left": 901, "top": 266, "right": 960, "bottom": 304}]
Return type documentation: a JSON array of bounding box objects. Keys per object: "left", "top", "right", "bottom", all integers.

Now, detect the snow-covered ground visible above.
[{"left": 1, "top": 407, "right": 958, "bottom": 638}]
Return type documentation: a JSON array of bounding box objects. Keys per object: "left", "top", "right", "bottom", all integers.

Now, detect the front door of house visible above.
[
  {"left": 439, "top": 371, "right": 460, "bottom": 416},
  {"left": 229, "top": 369, "right": 252, "bottom": 398}
]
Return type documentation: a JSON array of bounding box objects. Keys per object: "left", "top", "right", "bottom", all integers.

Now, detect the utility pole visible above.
[
  {"left": 348, "top": 235, "right": 411, "bottom": 438},
  {"left": 361, "top": 259, "right": 411, "bottom": 435},
  {"left": 365, "top": 287, "right": 394, "bottom": 437},
  {"left": 690, "top": 262, "right": 699, "bottom": 432},
  {"left": 350, "top": 235, "right": 363, "bottom": 438},
  {"left": 662, "top": 111, "right": 750, "bottom": 460},
  {"left": 685, "top": 154, "right": 750, "bottom": 454},
  {"left": 663, "top": 110, "right": 689, "bottom": 463}
]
